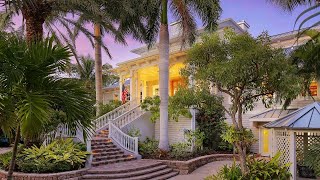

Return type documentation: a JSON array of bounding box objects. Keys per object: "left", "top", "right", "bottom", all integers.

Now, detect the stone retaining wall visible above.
[
  {"left": 0, "top": 168, "right": 89, "bottom": 180},
  {"left": 157, "top": 154, "right": 237, "bottom": 175}
]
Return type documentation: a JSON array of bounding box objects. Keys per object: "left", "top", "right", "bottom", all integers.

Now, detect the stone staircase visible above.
[
  {"left": 91, "top": 129, "right": 136, "bottom": 167},
  {"left": 83, "top": 160, "right": 179, "bottom": 180}
]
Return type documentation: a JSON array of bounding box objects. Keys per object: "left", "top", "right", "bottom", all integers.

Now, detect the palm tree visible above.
[
  {"left": 267, "top": 0, "right": 316, "bottom": 11},
  {"left": 268, "top": 0, "right": 320, "bottom": 32},
  {"left": 94, "top": 24, "right": 103, "bottom": 115},
  {"left": 1, "top": 0, "right": 152, "bottom": 116},
  {"left": 70, "top": 55, "right": 118, "bottom": 92},
  {"left": 144, "top": 0, "right": 221, "bottom": 151},
  {"left": 0, "top": 34, "right": 94, "bottom": 180}
]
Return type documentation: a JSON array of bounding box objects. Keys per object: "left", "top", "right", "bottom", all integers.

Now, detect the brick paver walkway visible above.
[
  {"left": 0, "top": 147, "right": 11, "bottom": 155},
  {"left": 169, "top": 160, "right": 233, "bottom": 180},
  {"left": 89, "top": 159, "right": 162, "bottom": 172}
]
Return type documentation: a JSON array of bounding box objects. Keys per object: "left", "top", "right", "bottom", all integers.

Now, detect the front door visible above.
[{"left": 260, "top": 128, "right": 271, "bottom": 156}]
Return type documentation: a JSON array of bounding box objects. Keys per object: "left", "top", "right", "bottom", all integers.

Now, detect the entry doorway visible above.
[{"left": 260, "top": 128, "right": 271, "bottom": 156}]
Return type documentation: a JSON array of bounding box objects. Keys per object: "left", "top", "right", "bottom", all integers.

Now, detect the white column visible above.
[
  {"left": 119, "top": 75, "right": 123, "bottom": 101},
  {"left": 130, "top": 71, "right": 134, "bottom": 101},
  {"left": 289, "top": 131, "right": 297, "bottom": 180}
]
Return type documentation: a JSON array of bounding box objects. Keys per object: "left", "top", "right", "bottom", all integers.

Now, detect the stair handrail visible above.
[
  {"left": 112, "top": 105, "right": 144, "bottom": 129},
  {"left": 93, "top": 100, "right": 133, "bottom": 132},
  {"left": 109, "top": 122, "right": 139, "bottom": 155}
]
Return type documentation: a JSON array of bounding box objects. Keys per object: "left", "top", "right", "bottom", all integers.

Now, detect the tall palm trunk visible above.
[
  {"left": 94, "top": 23, "right": 103, "bottom": 116},
  {"left": 158, "top": 0, "right": 170, "bottom": 151},
  {"left": 7, "top": 125, "right": 20, "bottom": 180},
  {"left": 25, "top": 15, "right": 44, "bottom": 42}
]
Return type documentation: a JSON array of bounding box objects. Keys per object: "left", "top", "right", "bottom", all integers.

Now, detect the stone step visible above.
[
  {"left": 152, "top": 171, "right": 180, "bottom": 180},
  {"left": 87, "top": 162, "right": 164, "bottom": 174},
  {"left": 83, "top": 165, "right": 169, "bottom": 179},
  {"left": 120, "top": 168, "right": 174, "bottom": 180},
  {"left": 91, "top": 141, "right": 113, "bottom": 145},
  {"left": 92, "top": 151, "right": 123, "bottom": 157},
  {"left": 91, "top": 144, "right": 116, "bottom": 149},
  {"left": 91, "top": 156, "right": 136, "bottom": 167},
  {"left": 92, "top": 147, "right": 121, "bottom": 153},
  {"left": 93, "top": 154, "right": 127, "bottom": 161}
]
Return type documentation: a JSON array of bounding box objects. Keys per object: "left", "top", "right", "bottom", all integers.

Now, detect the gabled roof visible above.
[{"left": 264, "top": 102, "right": 320, "bottom": 130}]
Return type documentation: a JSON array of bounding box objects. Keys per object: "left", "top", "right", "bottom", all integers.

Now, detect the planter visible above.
[
  {"left": 153, "top": 154, "right": 237, "bottom": 175},
  {"left": 0, "top": 168, "right": 89, "bottom": 180}
]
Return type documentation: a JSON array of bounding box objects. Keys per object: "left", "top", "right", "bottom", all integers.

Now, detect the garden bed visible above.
[
  {"left": 0, "top": 168, "right": 89, "bottom": 180},
  {"left": 152, "top": 154, "right": 238, "bottom": 175}
]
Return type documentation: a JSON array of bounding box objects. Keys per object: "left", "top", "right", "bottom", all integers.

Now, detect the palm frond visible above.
[{"left": 267, "top": 0, "right": 316, "bottom": 11}]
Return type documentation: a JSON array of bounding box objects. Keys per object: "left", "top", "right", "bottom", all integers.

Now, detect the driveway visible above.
[{"left": 169, "top": 160, "right": 233, "bottom": 180}]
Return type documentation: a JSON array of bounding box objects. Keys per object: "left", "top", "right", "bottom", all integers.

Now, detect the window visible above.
[{"left": 310, "top": 81, "right": 318, "bottom": 96}]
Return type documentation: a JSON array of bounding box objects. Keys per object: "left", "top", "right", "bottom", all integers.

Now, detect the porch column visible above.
[
  {"left": 119, "top": 75, "right": 123, "bottom": 101},
  {"left": 130, "top": 70, "right": 134, "bottom": 101},
  {"left": 289, "top": 131, "right": 297, "bottom": 180}
]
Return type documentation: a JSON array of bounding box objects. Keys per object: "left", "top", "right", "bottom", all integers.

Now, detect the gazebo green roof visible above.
[{"left": 264, "top": 102, "right": 320, "bottom": 130}]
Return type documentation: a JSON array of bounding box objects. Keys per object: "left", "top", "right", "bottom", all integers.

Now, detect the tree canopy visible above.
[{"left": 184, "top": 29, "right": 303, "bottom": 173}]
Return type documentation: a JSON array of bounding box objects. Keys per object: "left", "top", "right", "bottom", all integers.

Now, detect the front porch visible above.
[{"left": 114, "top": 52, "right": 187, "bottom": 104}]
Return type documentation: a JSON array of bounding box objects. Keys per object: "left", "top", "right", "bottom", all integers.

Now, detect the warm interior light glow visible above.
[{"left": 262, "top": 129, "right": 269, "bottom": 154}]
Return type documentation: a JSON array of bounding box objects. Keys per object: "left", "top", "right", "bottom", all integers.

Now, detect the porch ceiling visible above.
[{"left": 137, "top": 63, "right": 185, "bottom": 82}]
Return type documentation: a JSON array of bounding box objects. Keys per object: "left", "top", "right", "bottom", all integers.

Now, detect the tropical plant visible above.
[
  {"left": 99, "top": 100, "right": 122, "bottom": 117},
  {"left": 0, "top": 33, "right": 94, "bottom": 179},
  {"left": 1, "top": 0, "right": 154, "bottom": 116},
  {"left": 138, "top": 138, "right": 159, "bottom": 158},
  {"left": 141, "top": 96, "right": 191, "bottom": 123},
  {"left": 69, "top": 55, "right": 119, "bottom": 92},
  {"left": 143, "top": 0, "right": 221, "bottom": 151},
  {"left": 290, "top": 30, "right": 320, "bottom": 97},
  {"left": 17, "top": 139, "right": 89, "bottom": 173},
  {"left": 304, "top": 143, "right": 320, "bottom": 177},
  {"left": 184, "top": 30, "right": 302, "bottom": 174},
  {"left": 206, "top": 153, "right": 291, "bottom": 180},
  {"left": 126, "top": 126, "right": 142, "bottom": 138},
  {"left": 243, "top": 153, "right": 292, "bottom": 180},
  {"left": 169, "top": 142, "right": 191, "bottom": 159},
  {"left": 205, "top": 160, "right": 242, "bottom": 180},
  {"left": 185, "top": 129, "right": 205, "bottom": 151}
]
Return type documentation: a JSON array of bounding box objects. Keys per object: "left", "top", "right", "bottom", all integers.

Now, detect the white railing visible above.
[
  {"left": 93, "top": 101, "right": 133, "bottom": 131},
  {"left": 112, "top": 105, "right": 144, "bottom": 129},
  {"left": 42, "top": 124, "right": 77, "bottom": 146},
  {"left": 109, "top": 123, "right": 139, "bottom": 154}
]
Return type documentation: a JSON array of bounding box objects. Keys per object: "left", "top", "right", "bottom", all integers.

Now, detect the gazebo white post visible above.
[
  {"left": 289, "top": 131, "right": 297, "bottom": 180},
  {"left": 271, "top": 128, "right": 277, "bottom": 157},
  {"left": 188, "top": 66, "right": 196, "bottom": 151}
]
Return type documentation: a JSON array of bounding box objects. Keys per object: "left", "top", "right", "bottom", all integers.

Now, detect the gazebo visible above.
[{"left": 265, "top": 102, "right": 320, "bottom": 180}]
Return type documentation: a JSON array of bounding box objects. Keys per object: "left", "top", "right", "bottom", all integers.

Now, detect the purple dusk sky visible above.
[
  {"left": 9, "top": 0, "right": 310, "bottom": 67},
  {"left": 99, "top": 0, "right": 308, "bottom": 67}
]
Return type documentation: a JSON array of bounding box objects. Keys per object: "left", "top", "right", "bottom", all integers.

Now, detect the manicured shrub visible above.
[
  {"left": 139, "top": 138, "right": 159, "bottom": 158},
  {"left": 169, "top": 142, "right": 191, "bottom": 159}
]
